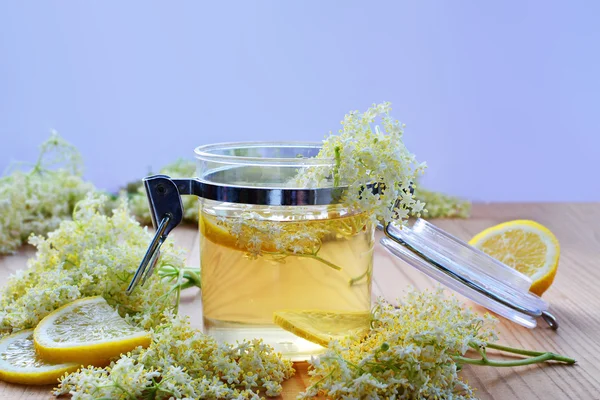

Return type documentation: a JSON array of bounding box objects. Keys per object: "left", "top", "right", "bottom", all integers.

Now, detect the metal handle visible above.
[
  {"left": 127, "top": 214, "right": 171, "bottom": 294},
  {"left": 127, "top": 175, "right": 185, "bottom": 294}
]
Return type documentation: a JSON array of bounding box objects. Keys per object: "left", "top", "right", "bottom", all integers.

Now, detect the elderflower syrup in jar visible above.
[{"left": 195, "top": 143, "right": 375, "bottom": 360}]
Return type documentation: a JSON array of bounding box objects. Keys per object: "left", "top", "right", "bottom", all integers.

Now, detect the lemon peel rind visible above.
[
  {"left": 0, "top": 329, "right": 79, "bottom": 385},
  {"left": 33, "top": 297, "right": 151, "bottom": 366}
]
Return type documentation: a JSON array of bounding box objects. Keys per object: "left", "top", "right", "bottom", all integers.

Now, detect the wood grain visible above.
[{"left": 1, "top": 203, "right": 598, "bottom": 399}]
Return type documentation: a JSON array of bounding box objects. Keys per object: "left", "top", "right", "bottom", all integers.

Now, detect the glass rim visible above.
[{"left": 194, "top": 141, "right": 334, "bottom": 166}]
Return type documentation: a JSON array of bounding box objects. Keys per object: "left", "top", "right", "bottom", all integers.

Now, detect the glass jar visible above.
[{"left": 195, "top": 142, "right": 375, "bottom": 359}]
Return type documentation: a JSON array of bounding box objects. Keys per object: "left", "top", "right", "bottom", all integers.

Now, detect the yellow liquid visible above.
[{"left": 200, "top": 210, "right": 374, "bottom": 360}]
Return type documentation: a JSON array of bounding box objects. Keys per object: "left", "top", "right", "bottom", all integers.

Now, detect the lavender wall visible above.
[{"left": 1, "top": 1, "right": 598, "bottom": 201}]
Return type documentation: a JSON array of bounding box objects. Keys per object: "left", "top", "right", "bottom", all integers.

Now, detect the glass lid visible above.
[{"left": 380, "top": 218, "right": 558, "bottom": 329}]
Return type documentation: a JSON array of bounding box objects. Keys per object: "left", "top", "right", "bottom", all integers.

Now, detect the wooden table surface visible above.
[{"left": 1, "top": 203, "right": 599, "bottom": 400}]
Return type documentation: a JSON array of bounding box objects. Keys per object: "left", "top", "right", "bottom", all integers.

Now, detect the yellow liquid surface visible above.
[{"left": 200, "top": 210, "right": 373, "bottom": 359}]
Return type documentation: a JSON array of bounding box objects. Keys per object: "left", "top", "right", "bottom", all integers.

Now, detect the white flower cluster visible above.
[
  {"left": 301, "top": 289, "right": 497, "bottom": 399},
  {"left": 0, "top": 194, "right": 187, "bottom": 336},
  {"left": 414, "top": 184, "right": 471, "bottom": 219},
  {"left": 0, "top": 132, "right": 97, "bottom": 254},
  {"left": 55, "top": 314, "right": 295, "bottom": 399},
  {"left": 294, "top": 102, "right": 427, "bottom": 225}
]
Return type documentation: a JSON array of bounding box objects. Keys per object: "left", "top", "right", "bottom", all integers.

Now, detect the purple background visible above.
[{"left": 1, "top": 1, "right": 598, "bottom": 201}]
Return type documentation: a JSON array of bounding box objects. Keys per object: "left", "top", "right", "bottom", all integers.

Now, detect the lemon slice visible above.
[
  {"left": 469, "top": 220, "right": 560, "bottom": 296},
  {"left": 200, "top": 213, "right": 240, "bottom": 250},
  {"left": 273, "top": 310, "right": 371, "bottom": 347},
  {"left": 34, "top": 296, "right": 151, "bottom": 366},
  {"left": 200, "top": 213, "right": 280, "bottom": 252},
  {"left": 0, "top": 329, "right": 79, "bottom": 385}
]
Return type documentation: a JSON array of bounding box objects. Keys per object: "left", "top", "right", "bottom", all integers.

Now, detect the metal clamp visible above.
[{"left": 127, "top": 176, "right": 184, "bottom": 294}]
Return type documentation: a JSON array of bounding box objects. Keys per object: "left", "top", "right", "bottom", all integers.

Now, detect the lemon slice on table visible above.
[
  {"left": 469, "top": 220, "right": 560, "bottom": 296},
  {"left": 273, "top": 310, "right": 371, "bottom": 347},
  {"left": 34, "top": 296, "right": 151, "bottom": 366},
  {"left": 0, "top": 329, "right": 79, "bottom": 385}
]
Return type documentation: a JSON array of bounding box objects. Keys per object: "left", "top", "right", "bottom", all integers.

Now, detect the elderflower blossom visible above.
[
  {"left": 301, "top": 288, "right": 497, "bottom": 399},
  {"left": 294, "top": 102, "right": 427, "bottom": 226},
  {"left": 128, "top": 158, "right": 199, "bottom": 224},
  {"left": 414, "top": 183, "right": 471, "bottom": 219},
  {"left": 55, "top": 314, "right": 294, "bottom": 399},
  {"left": 0, "top": 194, "right": 186, "bottom": 336},
  {"left": 0, "top": 132, "right": 97, "bottom": 254}
]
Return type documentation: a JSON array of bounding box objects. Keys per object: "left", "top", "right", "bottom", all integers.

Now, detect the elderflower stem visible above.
[
  {"left": 454, "top": 352, "right": 575, "bottom": 367},
  {"left": 295, "top": 253, "right": 342, "bottom": 270},
  {"left": 349, "top": 268, "right": 369, "bottom": 285},
  {"left": 158, "top": 266, "right": 201, "bottom": 290},
  {"left": 454, "top": 343, "right": 576, "bottom": 367},
  {"left": 180, "top": 268, "right": 201, "bottom": 289},
  {"left": 333, "top": 145, "right": 342, "bottom": 188},
  {"left": 484, "top": 342, "right": 575, "bottom": 363},
  {"left": 486, "top": 342, "right": 558, "bottom": 357},
  {"left": 173, "top": 266, "right": 184, "bottom": 314},
  {"left": 262, "top": 250, "right": 343, "bottom": 271}
]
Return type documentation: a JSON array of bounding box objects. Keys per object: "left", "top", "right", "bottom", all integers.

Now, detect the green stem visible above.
[
  {"left": 262, "top": 251, "right": 342, "bottom": 271},
  {"left": 295, "top": 253, "right": 342, "bottom": 270},
  {"left": 333, "top": 146, "right": 341, "bottom": 187},
  {"left": 486, "top": 342, "right": 548, "bottom": 357},
  {"left": 177, "top": 281, "right": 195, "bottom": 291},
  {"left": 173, "top": 267, "right": 183, "bottom": 314},
  {"left": 181, "top": 268, "right": 201, "bottom": 288},
  {"left": 474, "top": 344, "right": 489, "bottom": 363},
  {"left": 349, "top": 269, "right": 368, "bottom": 286},
  {"left": 454, "top": 352, "right": 574, "bottom": 367},
  {"left": 455, "top": 342, "right": 576, "bottom": 367},
  {"left": 102, "top": 382, "right": 137, "bottom": 400},
  {"left": 305, "top": 369, "right": 335, "bottom": 393},
  {"left": 158, "top": 266, "right": 201, "bottom": 289}
]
